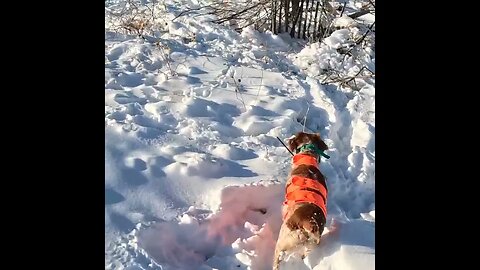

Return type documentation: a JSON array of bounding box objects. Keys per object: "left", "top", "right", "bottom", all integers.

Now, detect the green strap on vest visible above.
[{"left": 297, "top": 144, "right": 330, "bottom": 159}]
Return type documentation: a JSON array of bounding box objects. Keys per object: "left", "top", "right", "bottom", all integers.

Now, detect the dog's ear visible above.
[
  {"left": 287, "top": 134, "right": 298, "bottom": 152},
  {"left": 312, "top": 133, "right": 328, "bottom": 152},
  {"left": 287, "top": 132, "right": 305, "bottom": 152}
]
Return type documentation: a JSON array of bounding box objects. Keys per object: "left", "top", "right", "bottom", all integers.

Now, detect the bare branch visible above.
[
  {"left": 173, "top": 5, "right": 215, "bottom": 21},
  {"left": 355, "top": 22, "right": 375, "bottom": 45},
  {"left": 348, "top": 10, "right": 370, "bottom": 19},
  {"left": 340, "top": 2, "right": 347, "bottom": 17}
]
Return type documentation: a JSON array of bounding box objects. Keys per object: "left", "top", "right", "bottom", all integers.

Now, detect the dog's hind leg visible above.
[
  {"left": 273, "top": 224, "right": 292, "bottom": 270},
  {"left": 272, "top": 248, "right": 281, "bottom": 270},
  {"left": 273, "top": 223, "right": 306, "bottom": 270}
]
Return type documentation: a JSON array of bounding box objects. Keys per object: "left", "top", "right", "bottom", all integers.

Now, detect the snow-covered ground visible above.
[{"left": 105, "top": 1, "right": 375, "bottom": 269}]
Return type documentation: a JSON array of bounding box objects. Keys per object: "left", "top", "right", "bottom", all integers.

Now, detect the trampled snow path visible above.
[{"left": 105, "top": 1, "right": 374, "bottom": 269}]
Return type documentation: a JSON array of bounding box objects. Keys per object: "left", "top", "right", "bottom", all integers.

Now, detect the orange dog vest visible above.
[{"left": 283, "top": 154, "right": 327, "bottom": 220}]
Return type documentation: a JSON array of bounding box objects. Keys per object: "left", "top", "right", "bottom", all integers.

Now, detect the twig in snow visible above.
[
  {"left": 339, "top": 2, "right": 347, "bottom": 17},
  {"left": 302, "top": 102, "right": 310, "bottom": 132},
  {"left": 355, "top": 22, "right": 375, "bottom": 45},
  {"left": 254, "top": 64, "right": 266, "bottom": 105},
  {"left": 231, "top": 70, "right": 247, "bottom": 112},
  {"left": 348, "top": 10, "right": 370, "bottom": 19}
]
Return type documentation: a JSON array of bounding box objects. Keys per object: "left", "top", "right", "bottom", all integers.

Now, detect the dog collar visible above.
[{"left": 296, "top": 144, "right": 330, "bottom": 159}]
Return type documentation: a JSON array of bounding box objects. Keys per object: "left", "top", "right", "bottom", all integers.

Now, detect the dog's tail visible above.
[{"left": 273, "top": 252, "right": 280, "bottom": 270}]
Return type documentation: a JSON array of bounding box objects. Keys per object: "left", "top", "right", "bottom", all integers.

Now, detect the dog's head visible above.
[{"left": 287, "top": 132, "right": 328, "bottom": 157}]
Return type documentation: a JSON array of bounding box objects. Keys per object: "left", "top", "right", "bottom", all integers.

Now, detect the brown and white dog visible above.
[{"left": 273, "top": 132, "right": 329, "bottom": 270}]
